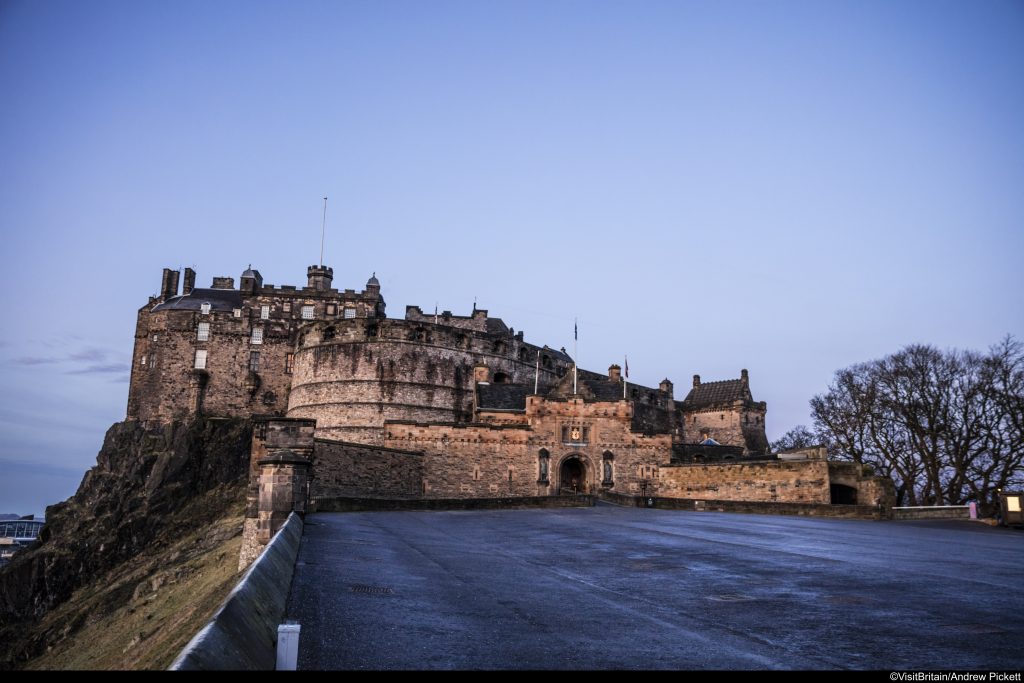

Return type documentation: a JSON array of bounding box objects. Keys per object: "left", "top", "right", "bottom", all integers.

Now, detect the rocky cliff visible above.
[{"left": 0, "top": 417, "right": 252, "bottom": 668}]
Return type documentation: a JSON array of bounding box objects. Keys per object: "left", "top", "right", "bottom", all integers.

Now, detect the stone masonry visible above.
[{"left": 123, "top": 263, "right": 895, "bottom": 569}]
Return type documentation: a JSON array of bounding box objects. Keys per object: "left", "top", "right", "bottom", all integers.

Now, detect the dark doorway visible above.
[
  {"left": 560, "top": 458, "right": 586, "bottom": 494},
  {"left": 830, "top": 484, "right": 858, "bottom": 505}
]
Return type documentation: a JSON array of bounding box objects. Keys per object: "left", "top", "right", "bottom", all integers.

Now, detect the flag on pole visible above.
[
  {"left": 572, "top": 318, "right": 578, "bottom": 395},
  {"left": 624, "top": 356, "right": 629, "bottom": 379}
]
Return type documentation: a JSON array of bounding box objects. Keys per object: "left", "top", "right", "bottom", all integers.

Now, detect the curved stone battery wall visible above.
[{"left": 286, "top": 319, "right": 569, "bottom": 444}]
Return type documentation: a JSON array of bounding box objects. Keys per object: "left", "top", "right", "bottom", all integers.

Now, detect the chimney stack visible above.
[
  {"left": 692, "top": 374, "right": 701, "bottom": 388},
  {"left": 741, "top": 369, "right": 749, "bottom": 385},
  {"left": 183, "top": 268, "right": 196, "bottom": 296},
  {"left": 160, "top": 268, "right": 180, "bottom": 301},
  {"left": 608, "top": 364, "right": 622, "bottom": 383}
]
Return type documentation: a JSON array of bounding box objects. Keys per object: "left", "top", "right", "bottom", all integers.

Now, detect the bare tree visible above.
[
  {"left": 770, "top": 425, "right": 818, "bottom": 452},
  {"left": 810, "top": 337, "right": 1023, "bottom": 513}
]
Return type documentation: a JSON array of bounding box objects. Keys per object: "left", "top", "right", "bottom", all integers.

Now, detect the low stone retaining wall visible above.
[
  {"left": 170, "top": 512, "right": 303, "bottom": 670},
  {"left": 892, "top": 506, "right": 970, "bottom": 521},
  {"left": 601, "top": 491, "right": 885, "bottom": 519},
  {"left": 313, "top": 494, "right": 596, "bottom": 512}
]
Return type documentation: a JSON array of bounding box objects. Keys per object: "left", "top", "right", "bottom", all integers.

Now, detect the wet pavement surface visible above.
[{"left": 287, "top": 505, "right": 1023, "bottom": 670}]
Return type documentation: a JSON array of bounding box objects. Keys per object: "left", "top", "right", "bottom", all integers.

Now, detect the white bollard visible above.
[{"left": 276, "top": 622, "right": 301, "bottom": 671}]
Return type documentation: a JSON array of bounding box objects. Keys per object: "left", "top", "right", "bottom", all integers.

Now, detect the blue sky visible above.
[{"left": 1, "top": 0, "right": 1022, "bottom": 515}]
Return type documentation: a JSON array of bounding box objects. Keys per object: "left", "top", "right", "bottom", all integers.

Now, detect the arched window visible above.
[{"left": 493, "top": 372, "right": 508, "bottom": 384}]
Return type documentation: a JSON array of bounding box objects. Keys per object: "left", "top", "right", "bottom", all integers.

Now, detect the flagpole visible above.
[
  {"left": 573, "top": 318, "right": 578, "bottom": 395},
  {"left": 319, "top": 196, "right": 328, "bottom": 266},
  {"left": 624, "top": 355, "right": 628, "bottom": 399},
  {"left": 534, "top": 349, "right": 540, "bottom": 395}
]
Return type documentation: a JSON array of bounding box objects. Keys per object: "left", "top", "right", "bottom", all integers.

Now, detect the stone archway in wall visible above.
[
  {"left": 830, "top": 484, "right": 858, "bottom": 505},
  {"left": 558, "top": 455, "right": 590, "bottom": 494}
]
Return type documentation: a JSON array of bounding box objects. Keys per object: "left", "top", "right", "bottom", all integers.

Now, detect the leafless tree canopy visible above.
[{"left": 808, "top": 336, "right": 1023, "bottom": 513}]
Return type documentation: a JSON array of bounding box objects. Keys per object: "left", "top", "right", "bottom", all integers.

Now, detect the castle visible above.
[{"left": 127, "top": 264, "right": 892, "bottom": 564}]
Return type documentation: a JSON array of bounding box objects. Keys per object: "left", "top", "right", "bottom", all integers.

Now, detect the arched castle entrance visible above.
[{"left": 559, "top": 455, "right": 589, "bottom": 494}]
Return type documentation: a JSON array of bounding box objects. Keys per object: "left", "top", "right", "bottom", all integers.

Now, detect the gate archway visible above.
[{"left": 559, "top": 455, "right": 588, "bottom": 494}]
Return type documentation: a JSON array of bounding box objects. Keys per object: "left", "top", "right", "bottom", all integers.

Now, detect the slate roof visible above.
[
  {"left": 680, "top": 378, "right": 751, "bottom": 409},
  {"left": 152, "top": 288, "right": 243, "bottom": 312},
  {"left": 476, "top": 383, "right": 531, "bottom": 411},
  {"left": 542, "top": 346, "right": 573, "bottom": 363},
  {"left": 546, "top": 369, "right": 662, "bottom": 404},
  {"left": 485, "top": 317, "right": 509, "bottom": 335}
]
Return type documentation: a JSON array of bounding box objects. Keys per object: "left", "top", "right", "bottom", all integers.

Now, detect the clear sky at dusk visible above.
[{"left": 1, "top": 1, "right": 1022, "bottom": 515}]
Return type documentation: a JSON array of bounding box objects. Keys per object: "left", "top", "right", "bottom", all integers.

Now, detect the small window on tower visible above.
[
  {"left": 260, "top": 305, "right": 270, "bottom": 320},
  {"left": 249, "top": 351, "right": 260, "bottom": 372},
  {"left": 152, "top": 334, "right": 158, "bottom": 342},
  {"left": 197, "top": 322, "right": 210, "bottom": 342},
  {"left": 200, "top": 302, "right": 211, "bottom": 315},
  {"left": 233, "top": 308, "right": 242, "bottom": 318},
  {"left": 301, "top": 305, "right": 314, "bottom": 320},
  {"left": 251, "top": 327, "right": 263, "bottom": 345},
  {"left": 283, "top": 301, "right": 291, "bottom": 313},
  {"left": 326, "top": 303, "right": 337, "bottom": 316},
  {"left": 285, "top": 353, "right": 295, "bottom": 374},
  {"left": 140, "top": 355, "right": 147, "bottom": 367},
  {"left": 194, "top": 350, "right": 207, "bottom": 370},
  {"left": 343, "top": 307, "right": 356, "bottom": 319}
]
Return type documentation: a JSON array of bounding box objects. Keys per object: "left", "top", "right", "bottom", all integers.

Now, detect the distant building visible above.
[{"left": 0, "top": 517, "right": 44, "bottom": 566}]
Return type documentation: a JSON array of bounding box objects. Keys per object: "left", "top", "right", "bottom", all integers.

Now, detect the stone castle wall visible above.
[
  {"left": 128, "top": 267, "right": 383, "bottom": 423},
  {"left": 682, "top": 403, "right": 768, "bottom": 453},
  {"left": 382, "top": 396, "right": 673, "bottom": 498},
  {"left": 286, "top": 318, "right": 570, "bottom": 445},
  {"left": 311, "top": 439, "right": 424, "bottom": 499},
  {"left": 658, "top": 460, "right": 833, "bottom": 503}
]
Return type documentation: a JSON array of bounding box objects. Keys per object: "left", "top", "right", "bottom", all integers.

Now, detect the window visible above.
[
  {"left": 152, "top": 334, "right": 158, "bottom": 342},
  {"left": 261, "top": 305, "right": 270, "bottom": 320},
  {"left": 343, "top": 307, "right": 356, "bottom": 319},
  {"left": 140, "top": 354, "right": 147, "bottom": 367},
  {"left": 301, "top": 305, "right": 314, "bottom": 320},
  {"left": 326, "top": 304, "right": 336, "bottom": 316},
  {"left": 249, "top": 351, "right": 260, "bottom": 372},
  {"left": 233, "top": 308, "right": 242, "bottom": 318},
  {"left": 285, "top": 353, "right": 295, "bottom": 374},
  {"left": 200, "top": 302, "right": 211, "bottom": 315},
  {"left": 283, "top": 302, "right": 291, "bottom": 313},
  {"left": 197, "top": 322, "right": 210, "bottom": 341},
  {"left": 251, "top": 327, "right": 263, "bottom": 344},
  {"left": 194, "top": 350, "right": 207, "bottom": 369}
]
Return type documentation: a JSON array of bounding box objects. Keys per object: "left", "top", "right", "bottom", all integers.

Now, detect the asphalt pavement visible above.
[{"left": 286, "top": 505, "right": 1023, "bottom": 670}]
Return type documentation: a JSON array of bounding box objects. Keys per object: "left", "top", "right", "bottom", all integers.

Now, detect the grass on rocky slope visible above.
[{"left": 25, "top": 500, "right": 245, "bottom": 670}]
